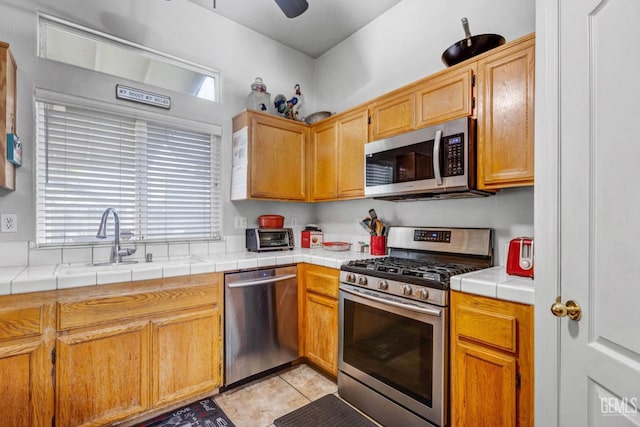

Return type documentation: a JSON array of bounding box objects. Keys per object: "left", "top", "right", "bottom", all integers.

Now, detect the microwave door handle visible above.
[{"left": 433, "top": 129, "right": 443, "bottom": 185}]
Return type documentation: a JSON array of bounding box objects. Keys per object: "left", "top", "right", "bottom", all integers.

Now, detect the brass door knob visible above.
[{"left": 550, "top": 296, "right": 582, "bottom": 321}]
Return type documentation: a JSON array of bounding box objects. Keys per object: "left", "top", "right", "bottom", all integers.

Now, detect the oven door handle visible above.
[
  {"left": 227, "top": 274, "right": 297, "bottom": 288},
  {"left": 341, "top": 287, "right": 442, "bottom": 317}
]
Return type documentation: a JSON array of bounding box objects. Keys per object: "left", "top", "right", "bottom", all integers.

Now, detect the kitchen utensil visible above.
[
  {"left": 360, "top": 219, "right": 375, "bottom": 235},
  {"left": 368, "top": 208, "right": 378, "bottom": 220},
  {"left": 323, "top": 241, "right": 351, "bottom": 251},
  {"left": 304, "top": 111, "right": 333, "bottom": 124},
  {"left": 506, "top": 237, "right": 534, "bottom": 278},
  {"left": 258, "top": 215, "right": 284, "bottom": 228},
  {"left": 441, "top": 18, "right": 505, "bottom": 67}
]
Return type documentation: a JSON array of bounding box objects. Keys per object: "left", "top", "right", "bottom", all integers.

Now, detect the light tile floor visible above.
[{"left": 213, "top": 363, "right": 379, "bottom": 427}]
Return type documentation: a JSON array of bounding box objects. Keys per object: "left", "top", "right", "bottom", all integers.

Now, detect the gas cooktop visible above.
[{"left": 340, "top": 226, "right": 494, "bottom": 290}]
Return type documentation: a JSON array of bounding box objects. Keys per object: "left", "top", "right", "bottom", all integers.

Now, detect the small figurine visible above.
[{"left": 273, "top": 84, "right": 304, "bottom": 121}]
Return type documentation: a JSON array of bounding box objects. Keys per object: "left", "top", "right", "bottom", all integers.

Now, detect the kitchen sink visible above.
[{"left": 55, "top": 255, "right": 210, "bottom": 276}]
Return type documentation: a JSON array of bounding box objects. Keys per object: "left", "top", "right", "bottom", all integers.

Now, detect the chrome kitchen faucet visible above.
[{"left": 96, "top": 207, "right": 137, "bottom": 264}]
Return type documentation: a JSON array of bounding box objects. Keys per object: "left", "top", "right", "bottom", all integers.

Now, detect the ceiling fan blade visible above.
[{"left": 274, "top": 0, "right": 308, "bottom": 18}]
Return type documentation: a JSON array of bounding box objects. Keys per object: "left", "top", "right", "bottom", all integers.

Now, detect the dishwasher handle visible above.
[{"left": 227, "top": 273, "right": 297, "bottom": 288}]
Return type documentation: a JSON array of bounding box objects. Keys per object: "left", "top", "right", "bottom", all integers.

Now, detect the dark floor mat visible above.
[
  {"left": 274, "top": 394, "right": 378, "bottom": 427},
  {"left": 133, "top": 397, "right": 235, "bottom": 427}
]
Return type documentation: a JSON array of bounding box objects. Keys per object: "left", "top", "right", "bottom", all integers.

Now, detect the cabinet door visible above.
[
  {"left": 415, "top": 66, "right": 475, "bottom": 129},
  {"left": 0, "top": 42, "right": 16, "bottom": 190},
  {"left": 477, "top": 35, "right": 535, "bottom": 189},
  {"left": 369, "top": 88, "right": 415, "bottom": 141},
  {"left": 0, "top": 305, "right": 53, "bottom": 427},
  {"left": 56, "top": 323, "right": 150, "bottom": 427},
  {"left": 310, "top": 118, "right": 338, "bottom": 201},
  {"left": 304, "top": 292, "right": 338, "bottom": 376},
  {"left": 0, "top": 341, "right": 48, "bottom": 427},
  {"left": 249, "top": 113, "right": 308, "bottom": 201},
  {"left": 151, "top": 308, "right": 221, "bottom": 407},
  {"left": 453, "top": 342, "right": 517, "bottom": 427},
  {"left": 337, "top": 108, "right": 368, "bottom": 198}
]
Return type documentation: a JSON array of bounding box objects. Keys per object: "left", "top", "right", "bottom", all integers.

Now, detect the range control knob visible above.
[
  {"left": 357, "top": 276, "right": 368, "bottom": 286},
  {"left": 345, "top": 273, "right": 356, "bottom": 283},
  {"left": 418, "top": 288, "right": 429, "bottom": 300},
  {"left": 402, "top": 285, "right": 413, "bottom": 296},
  {"left": 378, "top": 280, "right": 389, "bottom": 290}
]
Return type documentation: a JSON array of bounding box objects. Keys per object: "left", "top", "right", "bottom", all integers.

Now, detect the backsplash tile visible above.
[
  {"left": 62, "top": 247, "right": 92, "bottom": 264},
  {"left": 29, "top": 247, "right": 62, "bottom": 266},
  {"left": 189, "top": 242, "right": 209, "bottom": 255},
  {"left": 168, "top": 243, "right": 189, "bottom": 258},
  {"left": 146, "top": 243, "right": 169, "bottom": 259},
  {"left": 0, "top": 241, "right": 28, "bottom": 267}
]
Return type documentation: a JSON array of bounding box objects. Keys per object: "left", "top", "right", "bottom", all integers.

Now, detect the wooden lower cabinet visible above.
[
  {"left": 299, "top": 264, "right": 339, "bottom": 376},
  {"left": 56, "top": 322, "right": 151, "bottom": 426},
  {"left": 0, "top": 302, "right": 55, "bottom": 427},
  {"left": 450, "top": 291, "right": 533, "bottom": 427},
  {"left": 0, "top": 273, "right": 223, "bottom": 427}
]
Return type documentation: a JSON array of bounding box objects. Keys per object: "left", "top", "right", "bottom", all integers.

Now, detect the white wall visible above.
[
  {"left": 314, "top": 0, "right": 536, "bottom": 112},
  {"left": 0, "top": 0, "right": 318, "bottom": 243}
]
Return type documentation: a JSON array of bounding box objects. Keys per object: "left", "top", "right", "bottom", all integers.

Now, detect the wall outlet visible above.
[
  {"left": 234, "top": 216, "right": 247, "bottom": 229},
  {"left": 1, "top": 214, "right": 17, "bottom": 233},
  {"left": 290, "top": 217, "right": 297, "bottom": 227}
]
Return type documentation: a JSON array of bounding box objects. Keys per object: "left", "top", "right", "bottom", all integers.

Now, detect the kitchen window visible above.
[{"left": 34, "top": 93, "right": 222, "bottom": 246}]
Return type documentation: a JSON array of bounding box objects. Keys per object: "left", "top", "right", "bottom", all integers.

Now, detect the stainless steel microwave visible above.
[
  {"left": 364, "top": 117, "right": 493, "bottom": 200},
  {"left": 246, "top": 228, "right": 295, "bottom": 252}
]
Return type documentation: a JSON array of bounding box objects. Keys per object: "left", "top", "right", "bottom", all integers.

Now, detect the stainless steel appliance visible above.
[
  {"left": 245, "top": 227, "right": 295, "bottom": 252},
  {"left": 224, "top": 265, "right": 298, "bottom": 386},
  {"left": 338, "top": 226, "right": 493, "bottom": 427},
  {"left": 364, "top": 117, "right": 493, "bottom": 200}
]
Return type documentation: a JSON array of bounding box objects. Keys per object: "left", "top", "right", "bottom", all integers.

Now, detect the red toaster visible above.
[{"left": 506, "top": 237, "right": 534, "bottom": 278}]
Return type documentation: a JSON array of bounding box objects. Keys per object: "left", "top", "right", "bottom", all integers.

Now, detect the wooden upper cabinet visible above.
[
  {"left": 310, "top": 117, "right": 338, "bottom": 201},
  {"left": 232, "top": 110, "right": 308, "bottom": 201},
  {"left": 415, "top": 65, "right": 475, "bottom": 129},
  {"left": 476, "top": 34, "right": 535, "bottom": 190},
  {"left": 0, "top": 41, "right": 17, "bottom": 190},
  {"left": 368, "top": 87, "right": 415, "bottom": 141},
  {"left": 309, "top": 107, "right": 368, "bottom": 201}
]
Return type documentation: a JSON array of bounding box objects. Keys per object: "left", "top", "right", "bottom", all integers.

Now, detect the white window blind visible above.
[{"left": 35, "top": 100, "right": 221, "bottom": 246}]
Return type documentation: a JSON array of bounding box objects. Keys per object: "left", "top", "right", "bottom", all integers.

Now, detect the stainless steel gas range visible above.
[{"left": 338, "top": 226, "right": 493, "bottom": 427}]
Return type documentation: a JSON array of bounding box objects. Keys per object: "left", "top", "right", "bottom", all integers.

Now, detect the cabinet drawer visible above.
[
  {"left": 58, "top": 280, "right": 219, "bottom": 331},
  {"left": 0, "top": 306, "right": 43, "bottom": 340},
  {"left": 303, "top": 265, "right": 339, "bottom": 298},
  {"left": 455, "top": 305, "right": 517, "bottom": 353}
]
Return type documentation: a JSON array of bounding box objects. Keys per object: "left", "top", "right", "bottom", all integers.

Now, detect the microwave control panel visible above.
[{"left": 444, "top": 133, "right": 464, "bottom": 176}]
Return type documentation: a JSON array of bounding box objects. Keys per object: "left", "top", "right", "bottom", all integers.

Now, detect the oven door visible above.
[{"left": 339, "top": 283, "right": 447, "bottom": 426}]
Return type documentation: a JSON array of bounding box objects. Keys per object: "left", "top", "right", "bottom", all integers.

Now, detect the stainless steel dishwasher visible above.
[{"left": 224, "top": 265, "right": 298, "bottom": 386}]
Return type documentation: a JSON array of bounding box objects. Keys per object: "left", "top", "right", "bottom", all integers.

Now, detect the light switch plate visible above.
[{"left": 1, "top": 214, "right": 17, "bottom": 233}]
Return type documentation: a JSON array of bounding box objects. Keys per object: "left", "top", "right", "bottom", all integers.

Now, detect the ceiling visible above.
[{"left": 186, "top": 0, "right": 403, "bottom": 58}]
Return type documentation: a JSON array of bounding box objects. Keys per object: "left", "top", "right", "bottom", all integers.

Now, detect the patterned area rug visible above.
[
  {"left": 274, "top": 394, "right": 378, "bottom": 427},
  {"left": 134, "top": 397, "right": 235, "bottom": 427}
]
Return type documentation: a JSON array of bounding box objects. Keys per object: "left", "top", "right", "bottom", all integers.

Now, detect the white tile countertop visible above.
[
  {"left": 0, "top": 249, "right": 534, "bottom": 305},
  {"left": 0, "top": 248, "right": 375, "bottom": 296},
  {"left": 450, "top": 266, "right": 535, "bottom": 305}
]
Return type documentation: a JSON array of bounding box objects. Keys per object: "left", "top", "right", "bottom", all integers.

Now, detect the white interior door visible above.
[{"left": 557, "top": 0, "right": 640, "bottom": 424}]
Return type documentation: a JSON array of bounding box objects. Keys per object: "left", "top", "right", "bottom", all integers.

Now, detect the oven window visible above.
[{"left": 343, "top": 299, "right": 434, "bottom": 407}]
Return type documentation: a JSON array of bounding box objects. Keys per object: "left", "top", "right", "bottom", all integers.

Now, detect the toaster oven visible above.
[{"left": 246, "top": 228, "right": 295, "bottom": 252}]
